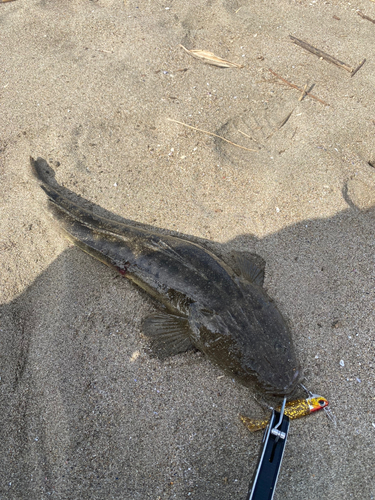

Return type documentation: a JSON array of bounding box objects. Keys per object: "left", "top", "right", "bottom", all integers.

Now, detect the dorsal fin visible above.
[{"left": 232, "top": 251, "right": 265, "bottom": 287}]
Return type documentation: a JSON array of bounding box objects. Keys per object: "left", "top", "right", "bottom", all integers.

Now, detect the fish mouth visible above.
[{"left": 264, "top": 365, "right": 303, "bottom": 397}]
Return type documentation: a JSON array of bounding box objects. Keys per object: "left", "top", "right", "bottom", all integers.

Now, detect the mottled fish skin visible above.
[{"left": 31, "top": 157, "right": 302, "bottom": 395}]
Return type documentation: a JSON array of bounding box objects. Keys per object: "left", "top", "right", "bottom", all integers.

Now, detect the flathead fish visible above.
[
  {"left": 240, "top": 395, "right": 329, "bottom": 431},
  {"left": 31, "top": 157, "right": 302, "bottom": 395}
]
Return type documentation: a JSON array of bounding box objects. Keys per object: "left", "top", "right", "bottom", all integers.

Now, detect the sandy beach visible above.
[{"left": 1, "top": 0, "right": 374, "bottom": 498}]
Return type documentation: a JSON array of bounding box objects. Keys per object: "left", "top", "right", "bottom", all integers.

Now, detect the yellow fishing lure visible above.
[{"left": 240, "top": 395, "right": 329, "bottom": 432}]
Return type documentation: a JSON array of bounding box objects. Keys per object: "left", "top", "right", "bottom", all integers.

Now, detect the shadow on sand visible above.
[{"left": 0, "top": 186, "right": 374, "bottom": 500}]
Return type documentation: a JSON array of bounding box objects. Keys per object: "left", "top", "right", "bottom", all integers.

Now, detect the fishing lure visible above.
[{"left": 240, "top": 395, "right": 329, "bottom": 432}]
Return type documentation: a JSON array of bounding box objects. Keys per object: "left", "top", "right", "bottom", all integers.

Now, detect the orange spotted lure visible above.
[{"left": 240, "top": 395, "right": 329, "bottom": 432}]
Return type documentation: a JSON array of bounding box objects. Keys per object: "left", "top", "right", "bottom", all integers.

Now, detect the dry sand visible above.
[{"left": 1, "top": 0, "right": 375, "bottom": 498}]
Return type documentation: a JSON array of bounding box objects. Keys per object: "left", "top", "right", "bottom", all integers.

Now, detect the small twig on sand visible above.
[
  {"left": 93, "top": 48, "right": 113, "bottom": 54},
  {"left": 351, "top": 58, "right": 366, "bottom": 77},
  {"left": 237, "top": 130, "right": 260, "bottom": 143},
  {"left": 167, "top": 119, "right": 257, "bottom": 152},
  {"left": 289, "top": 35, "right": 354, "bottom": 73},
  {"left": 264, "top": 109, "right": 295, "bottom": 140},
  {"left": 179, "top": 45, "right": 244, "bottom": 68},
  {"left": 1, "top": 0, "right": 18, "bottom": 3},
  {"left": 357, "top": 10, "right": 375, "bottom": 24},
  {"left": 278, "top": 110, "right": 294, "bottom": 128},
  {"left": 268, "top": 69, "right": 330, "bottom": 106},
  {"left": 298, "top": 84, "right": 308, "bottom": 101}
]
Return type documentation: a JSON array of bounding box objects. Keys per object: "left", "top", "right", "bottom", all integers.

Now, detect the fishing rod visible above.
[{"left": 246, "top": 397, "right": 289, "bottom": 500}]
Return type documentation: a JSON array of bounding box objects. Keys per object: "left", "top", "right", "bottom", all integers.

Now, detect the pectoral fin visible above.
[
  {"left": 233, "top": 251, "right": 265, "bottom": 286},
  {"left": 142, "top": 313, "right": 194, "bottom": 359}
]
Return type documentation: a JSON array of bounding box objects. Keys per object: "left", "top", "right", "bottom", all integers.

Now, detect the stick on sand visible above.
[
  {"left": 268, "top": 69, "right": 330, "bottom": 106},
  {"left": 289, "top": 35, "right": 354, "bottom": 73},
  {"left": 167, "top": 119, "right": 257, "bottom": 152},
  {"left": 357, "top": 11, "right": 375, "bottom": 24}
]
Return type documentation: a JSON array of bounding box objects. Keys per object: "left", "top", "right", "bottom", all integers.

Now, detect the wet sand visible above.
[{"left": 1, "top": 1, "right": 374, "bottom": 498}]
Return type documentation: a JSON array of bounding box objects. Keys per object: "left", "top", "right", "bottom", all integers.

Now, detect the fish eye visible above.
[{"left": 318, "top": 399, "right": 326, "bottom": 406}]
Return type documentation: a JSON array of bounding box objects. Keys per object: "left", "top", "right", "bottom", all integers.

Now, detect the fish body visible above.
[
  {"left": 31, "top": 157, "right": 302, "bottom": 395},
  {"left": 240, "top": 395, "right": 329, "bottom": 432}
]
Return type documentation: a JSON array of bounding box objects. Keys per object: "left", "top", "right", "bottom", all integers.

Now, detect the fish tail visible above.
[
  {"left": 30, "top": 157, "right": 138, "bottom": 272},
  {"left": 30, "top": 157, "right": 98, "bottom": 227},
  {"left": 30, "top": 157, "right": 139, "bottom": 239},
  {"left": 239, "top": 414, "right": 269, "bottom": 432}
]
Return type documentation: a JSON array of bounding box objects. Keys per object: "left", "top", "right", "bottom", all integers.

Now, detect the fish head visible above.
[
  {"left": 237, "top": 285, "right": 303, "bottom": 396},
  {"left": 189, "top": 293, "right": 302, "bottom": 396},
  {"left": 238, "top": 341, "right": 302, "bottom": 397},
  {"left": 249, "top": 334, "right": 303, "bottom": 397}
]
